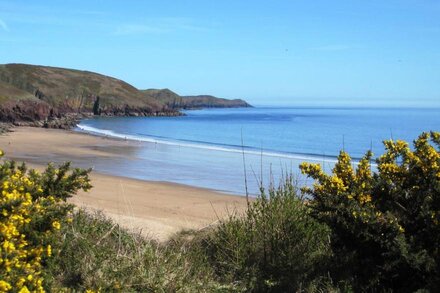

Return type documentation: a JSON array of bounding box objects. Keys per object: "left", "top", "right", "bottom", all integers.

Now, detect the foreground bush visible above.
[
  {"left": 48, "top": 210, "right": 223, "bottom": 292},
  {"left": 0, "top": 152, "right": 91, "bottom": 292},
  {"left": 194, "top": 177, "right": 332, "bottom": 292},
  {"left": 300, "top": 131, "right": 440, "bottom": 291}
]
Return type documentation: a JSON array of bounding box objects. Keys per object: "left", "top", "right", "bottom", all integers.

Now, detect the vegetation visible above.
[
  {"left": 0, "top": 64, "right": 250, "bottom": 124},
  {"left": 0, "top": 152, "right": 91, "bottom": 292},
  {"left": 301, "top": 131, "right": 440, "bottom": 291},
  {"left": 0, "top": 64, "right": 165, "bottom": 117},
  {"left": 46, "top": 210, "right": 220, "bottom": 292},
  {"left": 192, "top": 177, "right": 332, "bottom": 292},
  {"left": 181, "top": 95, "right": 251, "bottom": 108},
  {"left": 142, "top": 89, "right": 251, "bottom": 109},
  {"left": 1, "top": 131, "right": 439, "bottom": 292}
]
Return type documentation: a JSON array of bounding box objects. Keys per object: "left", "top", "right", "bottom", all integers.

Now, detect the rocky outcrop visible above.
[
  {"left": 0, "top": 99, "right": 83, "bottom": 129},
  {"left": 98, "top": 106, "right": 183, "bottom": 117},
  {"left": 0, "top": 99, "right": 52, "bottom": 123}
]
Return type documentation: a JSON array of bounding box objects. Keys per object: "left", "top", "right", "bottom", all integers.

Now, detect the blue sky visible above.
[{"left": 0, "top": 0, "right": 439, "bottom": 106}]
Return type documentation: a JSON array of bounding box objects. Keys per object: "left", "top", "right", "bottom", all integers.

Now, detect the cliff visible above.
[
  {"left": 0, "top": 64, "right": 251, "bottom": 128},
  {"left": 0, "top": 64, "right": 179, "bottom": 127}
]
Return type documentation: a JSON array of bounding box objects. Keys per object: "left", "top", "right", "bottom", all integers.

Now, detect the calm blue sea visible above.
[{"left": 76, "top": 107, "right": 440, "bottom": 195}]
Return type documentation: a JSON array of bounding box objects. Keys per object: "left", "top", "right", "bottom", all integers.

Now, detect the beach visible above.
[{"left": 0, "top": 127, "right": 248, "bottom": 241}]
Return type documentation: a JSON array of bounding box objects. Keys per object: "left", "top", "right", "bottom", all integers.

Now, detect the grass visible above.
[
  {"left": 191, "top": 176, "right": 333, "bottom": 292},
  {"left": 44, "top": 177, "right": 339, "bottom": 292},
  {"left": 0, "top": 64, "right": 250, "bottom": 118},
  {"left": 46, "top": 210, "right": 224, "bottom": 292},
  {"left": 0, "top": 64, "right": 162, "bottom": 112}
]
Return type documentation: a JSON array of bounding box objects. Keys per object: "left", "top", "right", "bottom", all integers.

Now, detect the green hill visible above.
[
  {"left": 0, "top": 64, "right": 251, "bottom": 126},
  {"left": 141, "top": 88, "right": 181, "bottom": 106},
  {"left": 142, "top": 89, "right": 251, "bottom": 109},
  {"left": 0, "top": 64, "right": 168, "bottom": 117},
  {"left": 181, "top": 95, "right": 251, "bottom": 108}
]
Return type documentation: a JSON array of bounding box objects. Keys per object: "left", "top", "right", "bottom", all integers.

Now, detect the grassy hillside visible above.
[
  {"left": 142, "top": 89, "right": 252, "bottom": 109},
  {"left": 0, "top": 80, "right": 35, "bottom": 102},
  {"left": 182, "top": 95, "right": 251, "bottom": 108},
  {"left": 141, "top": 88, "right": 181, "bottom": 105},
  {"left": 0, "top": 64, "right": 251, "bottom": 126},
  {"left": 0, "top": 64, "right": 167, "bottom": 117}
]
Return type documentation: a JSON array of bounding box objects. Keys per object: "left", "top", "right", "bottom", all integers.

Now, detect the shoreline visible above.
[
  {"left": 77, "top": 118, "right": 344, "bottom": 163},
  {"left": 0, "top": 126, "right": 248, "bottom": 241}
]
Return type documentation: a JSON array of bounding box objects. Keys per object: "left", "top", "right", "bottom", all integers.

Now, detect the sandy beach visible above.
[{"left": 0, "top": 127, "right": 248, "bottom": 241}]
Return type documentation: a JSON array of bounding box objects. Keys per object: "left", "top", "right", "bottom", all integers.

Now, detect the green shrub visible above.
[
  {"left": 300, "top": 131, "right": 440, "bottom": 291},
  {"left": 0, "top": 152, "right": 91, "bottom": 292},
  {"left": 47, "top": 210, "right": 223, "bottom": 292},
  {"left": 195, "top": 177, "right": 332, "bottom": 292}
]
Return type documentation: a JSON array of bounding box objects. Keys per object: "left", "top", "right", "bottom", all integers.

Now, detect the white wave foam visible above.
[{"left": 76, "top": 124, "right": 338, "bottom": 163}]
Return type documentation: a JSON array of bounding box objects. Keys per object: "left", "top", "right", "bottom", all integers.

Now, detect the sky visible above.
[{"left": 0, "top": 0, "right": 439, "bottom": 107}]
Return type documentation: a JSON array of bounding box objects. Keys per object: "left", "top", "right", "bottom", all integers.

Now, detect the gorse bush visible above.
[
  {"left": 0, "top": 151, "right": 91, "bottom": 292},
  {"left": 196, "top": 177, "right": 332, "bottom": 292},
  {"left": 300, "top": 131, "right": 440, "bottom": 291}
]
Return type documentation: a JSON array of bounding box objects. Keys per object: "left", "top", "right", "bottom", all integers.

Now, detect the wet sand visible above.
[{"left": 0, "top": 127, "right": 248, "bottom": 241}]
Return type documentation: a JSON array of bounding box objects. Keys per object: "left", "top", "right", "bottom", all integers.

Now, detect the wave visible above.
[{"left": 76, "top": 124, "right": 341, "bottom": 163}]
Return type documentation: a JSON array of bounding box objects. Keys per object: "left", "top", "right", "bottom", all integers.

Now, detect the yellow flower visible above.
[
  {"left": 16, "top": 277, "right": 26, "bottom": 287},
  {"left": 359, "top": 194, "right": 372, "bottom": 204},
  {"left": 18, "top": 286, "right": 30, "bottom": 293},
  {"left": 47, "top": 245, "right": 52, "bottom": 257},
  {"left": 52, "top": 221, "right": 61, "bottom": 230},
  {"left": 0, "top": 280, "right": 12, "bottom": 291},
  {"left": 365, "top": 195, "right": 372, "bottom": 202},
  {"left": 398, "top": 225, "right": 405, "bottom": 233}
]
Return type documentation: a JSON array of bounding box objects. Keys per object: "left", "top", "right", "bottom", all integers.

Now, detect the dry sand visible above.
[{"left": 0, "top": 127, "right": 248, "bottom": 241}]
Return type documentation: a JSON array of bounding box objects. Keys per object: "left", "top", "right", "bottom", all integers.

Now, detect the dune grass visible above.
[
  {"left": 44, "top": 178, "right": 336, "bottom": 292},
  {"left": 46, "top": 210, "right": 223, "bottom": 292}
]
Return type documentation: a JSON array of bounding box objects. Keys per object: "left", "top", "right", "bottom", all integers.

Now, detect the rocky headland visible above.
[{"left": 0, "top": 64, "right": 251, "bottom": 129}]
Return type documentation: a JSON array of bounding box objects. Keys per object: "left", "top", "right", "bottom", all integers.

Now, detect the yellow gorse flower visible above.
[
  {"left": 0, "top": 149, "right": 91, "bottom": 292},
  {"left": 300, "top": 131, "right": 440, "bottom": 277},
  {"left": 0, "top": 167, "right": 49, "bottom": 293},
  {"left": 51, "top": 221, "right": 61, "bottom": 230}
]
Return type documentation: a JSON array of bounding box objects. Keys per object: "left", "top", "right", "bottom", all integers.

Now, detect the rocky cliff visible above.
[{"left": 0, "top": 64, "right": 251, "bottom": 128}]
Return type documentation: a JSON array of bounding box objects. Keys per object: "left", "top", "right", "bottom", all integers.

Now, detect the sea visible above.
[{"left": 76, "top": 107, "right": 440, "bottom": 195}]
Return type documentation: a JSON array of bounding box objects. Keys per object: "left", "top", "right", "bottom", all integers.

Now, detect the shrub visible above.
[
  {"left": 47, "top": 210, "right": 222, "bottom": 292},
  {"left": 195, "top": 177, "right": 332, "bottom": 292},
  {"left": 0, "top": 152, "right": 91, "bottom": 292},
  {"left": 300, "top": 131, "right": 440, "bottom": 291}
]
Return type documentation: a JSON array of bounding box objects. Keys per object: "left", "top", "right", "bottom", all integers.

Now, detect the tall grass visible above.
[
  {"left": 192, "top": 176, "right": 334, "bottom": 292},
  {"left": 43, "top": 176, "right": 338, "bottom": 292},
  {"left": 46, "top": 210, "right": 222, "bottom": 292}
]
